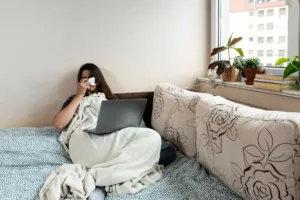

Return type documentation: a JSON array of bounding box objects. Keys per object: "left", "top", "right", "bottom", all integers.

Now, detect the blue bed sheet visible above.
[{"left": 0, "top": 127, "right": 241, "bottom": 200}]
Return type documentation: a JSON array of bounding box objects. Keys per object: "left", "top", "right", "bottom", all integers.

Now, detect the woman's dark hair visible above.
[{"left": 78, "top": 63, "right": 117, "bottom": 100}]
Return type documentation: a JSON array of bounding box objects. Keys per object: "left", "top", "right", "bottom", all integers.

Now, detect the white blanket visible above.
[{"left": 40, "top": 93, "right": 163, "bottom": 200}]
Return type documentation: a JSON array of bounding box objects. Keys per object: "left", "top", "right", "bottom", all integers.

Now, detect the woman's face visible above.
[{"left": 81, "top": 70, "right": 97, "bottom": 93}]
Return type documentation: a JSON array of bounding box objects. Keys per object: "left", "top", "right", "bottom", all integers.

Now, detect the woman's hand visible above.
[{"left": 77, "top": 78, "right": 89, "bottom": 97}]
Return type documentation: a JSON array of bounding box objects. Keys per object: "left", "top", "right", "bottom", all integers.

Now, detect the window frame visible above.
[
  {"left": 267, "top": 50, "right": 274, "bottom": 57},
  {"left": 278, "top": 49, "right": 286, "bottom": 57},
  {"left": 258, "top": 23, "right": 265, "bottom": 31},
  {"left": 210, "top": 0, "right": 299, "bottom": 61},
  {"left": 279, "top": 7, "right": 287, "bottom": 16},
  {"left": 258, "top": 10, "right": 265, "bottom": 17},
  {"left": 257, "top": 50, "right": 264, "bottom": 57},
  {"left": 267, "top": 36, "right": 273, "bottom": 43},
  {"left": 279, "top": 36, "right": 286, "bottom": 43},
  {"left": 258, "top": 37, "right": 264, "bottom": 44},
  {"left": 267, "top": 23, "right": 273, "bottom": 30},
  {"left": 267, "top": 9, "right": 274, "bottom": 16}
]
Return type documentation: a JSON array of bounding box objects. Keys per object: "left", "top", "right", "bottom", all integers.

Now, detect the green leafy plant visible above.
[
  {"left": 233, "top": 56, "right": 246, "bottom": 71},
  {"left": 232, "top": 57, "right": 262, "bottom": 77},
  {"left": 208, "top": 33, "right": 244, "bottom": 75},
  {"left": 275, "top": 55, "right": 300, "bottom": 89},
  {"left": 244, "top": 58, "right": 263, "bottom": 69},
  {"left": 233, "top": 56, "right": 246, "bottom": 77}
]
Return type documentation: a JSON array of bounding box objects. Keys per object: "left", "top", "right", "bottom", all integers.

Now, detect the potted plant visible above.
[
  {"left": 208, "top": 33, "right": 244, "bottom": 82},
  {"left": 243, "top": 58, "right": 265, "bottom": 85},
  {"left": 275, "top": 55, "right": 300, "bottom": 89},
  {"left": 233, "top": 56, "right": 246, "bottom": 77}
]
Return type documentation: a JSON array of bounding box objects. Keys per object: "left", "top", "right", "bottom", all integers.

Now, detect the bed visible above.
[{"left": 0, "top": 92, "right": 241, "bottom": 200}]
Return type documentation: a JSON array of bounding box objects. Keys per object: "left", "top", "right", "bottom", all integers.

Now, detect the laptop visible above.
[{"left": 88, "top": 98, "right": 147, "bottom": 135}]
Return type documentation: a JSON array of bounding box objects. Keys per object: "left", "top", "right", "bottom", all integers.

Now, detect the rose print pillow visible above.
[
  {"left": 151, "top": 83, "right": 213, "bottom": 157},
  {"left": 196, "top": 96, "right": 300, "bottom": 200}
]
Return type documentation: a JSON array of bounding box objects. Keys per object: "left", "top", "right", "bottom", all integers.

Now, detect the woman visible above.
[
  {"left": 54, "top": 63, "right": 176, "bottom": 200},
  {"left": 54, "top": 63, "right": 117, "bottom": 130}
]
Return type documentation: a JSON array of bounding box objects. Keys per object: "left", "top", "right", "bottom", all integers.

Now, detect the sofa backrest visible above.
[
  {"left": 151, "top": 83, "right": 213, "bottom": 157},
  {"left": 196, "top": 95, "right": 300, "bottom": 200},
  {"left": 150, "top": 83, "right": 300, "bottom": 200}
]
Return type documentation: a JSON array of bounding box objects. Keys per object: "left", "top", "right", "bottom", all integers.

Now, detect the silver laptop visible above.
[{"left": 88, "top": 99, "right": 147, "bottom": 135}]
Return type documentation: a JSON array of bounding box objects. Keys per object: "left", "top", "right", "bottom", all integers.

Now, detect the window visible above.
[
  {"left": 278, "top": 50, "right": 285, "bottom": 57},
  {"left": 267, "top": 50, "right": 273, "bottom": 57},
  {"left": 249, "top": 0, "right": 254, "bottom": 2},
  {"left": 258, "top": 37, "right": 264, "bottom": 44},
  {"left": 267, "top": 37, "right": 273, "bottom": 43},
  {"left": 249, "top": 50, "right": 253, "bottom": 54},
  {"left": 267, "top": 9, "right": 274, "bottom": 16},
  {"left": 258, "top": 50, "right": 264, "bottom": 57},
  {"left": 279, "top": 36, "right": 285, "bottom": 43},
  {"left": 258, "top": 10, "right": 264, "bottom": 17},
  {"left": 258, "top": 24, "right": 264, "bottom": 31},
  {"left": 212, "top": 0, "right": 299, "bottom": 67},
  {"left": 267, "top": 23, "right": 273, "bottom": 30},
  {"left": 279, "top": 8, "right": 286, "bottom": 16},
  {"left": 257, "top": 0, "right": 264, "bottom": 4},
  {"left": 267, "top": 0, "right": 274, "bottom": 2}
]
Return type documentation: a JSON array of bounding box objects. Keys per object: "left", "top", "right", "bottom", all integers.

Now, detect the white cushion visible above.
[
  {"left": 196, "top": 96, "right": 300, "bottom": 200},
  {"left": 151, "top": 83, "right": 213, "bottom": 157}
]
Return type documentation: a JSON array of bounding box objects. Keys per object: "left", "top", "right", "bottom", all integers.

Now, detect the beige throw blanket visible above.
[{"left": 40, "top": 93, "right": 163, "bottom": 200}]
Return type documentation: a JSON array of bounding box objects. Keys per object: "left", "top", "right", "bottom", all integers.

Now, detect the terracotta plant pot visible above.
[
  {"left": 222, "top": 67, "right": 241, "bottom": 82},
  {"left": 243, "top": 68, "right": 265, "bottom": 85}
]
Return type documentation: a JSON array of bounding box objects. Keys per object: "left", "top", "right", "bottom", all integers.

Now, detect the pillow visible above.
[
  {"left": 196, "top": 96, "right": 300, "bottom": 200},
  {"left": 151, "top": 83, "right": 213, "bottom": 157}
]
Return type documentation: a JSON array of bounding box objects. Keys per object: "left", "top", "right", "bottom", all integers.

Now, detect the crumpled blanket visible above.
[{"left": 39, "top": 93, "right": 163, "bottom": 200}]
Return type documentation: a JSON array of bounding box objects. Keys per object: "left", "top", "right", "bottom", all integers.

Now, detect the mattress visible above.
[{"left": 0, "top": 127, "right": 241, "bottom": 200}]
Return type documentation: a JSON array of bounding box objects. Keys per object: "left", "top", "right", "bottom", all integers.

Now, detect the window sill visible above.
[{"left": 197, "top": 77, "right": 300, "bottom": 99}]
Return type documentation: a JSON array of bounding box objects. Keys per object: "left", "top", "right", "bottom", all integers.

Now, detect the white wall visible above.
[{"left": 0, "top": 0, "right": 210, "bottom": 128}]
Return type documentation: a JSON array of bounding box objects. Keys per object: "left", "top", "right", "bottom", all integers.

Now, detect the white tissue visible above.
[{"left": 88, "top": 77, "right": 96, "bottom": 86}]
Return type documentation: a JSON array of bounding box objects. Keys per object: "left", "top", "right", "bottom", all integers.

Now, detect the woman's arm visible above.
[
  {"left": 54, "top": 95, "right": 84, "bottom": 130},
  {"left": 54, "top": 79, "right": 89, "bottom": 130}
]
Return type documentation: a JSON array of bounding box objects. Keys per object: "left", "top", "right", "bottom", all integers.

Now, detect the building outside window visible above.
[
  {"left": 211, "top": 0, "right": 298, "bottom": 67},
  {"left": 267, "top": 9, "right": 274, "bottom": 16},
  {"left": 267, "top": 37, "right": 273, "bottom": 43},
  {"left": 258, "top": 37, "right": 264, "bottom": 44},
  {"left": 279, "top": 8, "right": 286, "bottom": 16},
  {"left": 278, "top": 50, "right": 285, "bottom": 57},
  {"left": 258, "top": 10, "right": 264, "bottom": 17},
  {"left": 267, "top": 23, "right": 273, "bottom": 30},
  {"left": 258, "top": 24, "right": 264, "bottom": 31},
  {"left": 279, "top": 36, "right": 285, "bottom": 43},
  {"left": 257, "top": 0, "right": 264, "bottom": 4},
  {"left": 258, "top": 50, "right": 264, "bottom": 57},
  {"left": 267, "top": 50, "right": 273, "bottom": 57}
]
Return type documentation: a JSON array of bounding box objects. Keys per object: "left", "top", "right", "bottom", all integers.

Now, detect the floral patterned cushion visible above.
[
  {"left": 196, "top": 96, "right": 300, "bottom": 200},
  {"left": 151, "top": 83, "right": 213, "bottom": 157}
]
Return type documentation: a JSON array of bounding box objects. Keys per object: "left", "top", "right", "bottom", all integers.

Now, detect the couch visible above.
[
  {"left": 1, "top": 82, "right": 299, "bottom": 200},
  {"left": 151, "top": 83, "right": 300, "bottom": 200}
]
